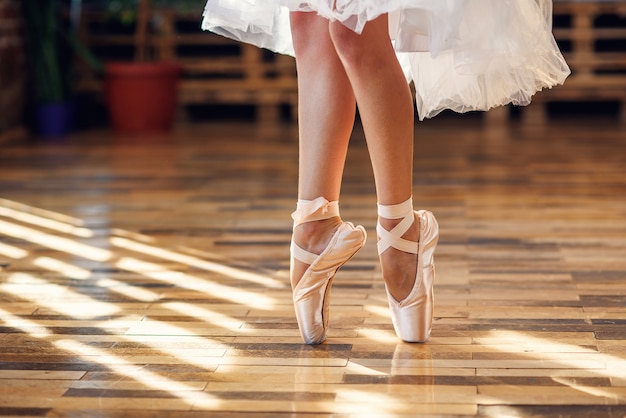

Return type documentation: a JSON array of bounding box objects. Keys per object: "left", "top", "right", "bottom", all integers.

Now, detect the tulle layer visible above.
[{"left": 202, "top": 0, "right": 570, "bottom": 120}]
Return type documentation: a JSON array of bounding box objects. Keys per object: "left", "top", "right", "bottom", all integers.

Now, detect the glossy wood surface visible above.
[{"left": 0, "top": 115, "right": 625, "bottom": 417}]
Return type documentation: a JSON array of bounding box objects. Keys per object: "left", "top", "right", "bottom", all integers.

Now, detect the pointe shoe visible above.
[
  {"left": 377, "top": 198, "right": 439, "bottom": 343},
  {"left": 291, "top": 197, "right": 366, "bottom": 344}
]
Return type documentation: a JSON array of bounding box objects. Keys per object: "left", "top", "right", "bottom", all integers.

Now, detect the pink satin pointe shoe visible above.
[
  {"left": 291, "top": 197, "right": 367, "bottom": 344},
  {"left": 377, "top": 198, "right": 439, "bottom": 343}
]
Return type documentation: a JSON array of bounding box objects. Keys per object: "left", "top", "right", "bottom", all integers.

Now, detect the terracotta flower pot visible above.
[{"left": 105, "top": 62, "right": 182, "bottom": 134}]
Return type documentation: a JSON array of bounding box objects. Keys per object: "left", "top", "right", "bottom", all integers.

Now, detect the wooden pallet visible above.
[
  {"left": 75, "top": 7, "right": 298, "bottom": 124},
  {"left": 522, "top": 1, "right": 626, "bottom": 124},
  {"left": 76, "top": 2, "right": 626, "bottom": 125},
  {"left": 0, "top": 0, "right": 27, "bottom": 136}
]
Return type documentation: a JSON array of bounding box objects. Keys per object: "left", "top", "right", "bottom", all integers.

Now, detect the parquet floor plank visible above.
[{"left": 0, "top": 117, "right": 625, "bottom": 416}]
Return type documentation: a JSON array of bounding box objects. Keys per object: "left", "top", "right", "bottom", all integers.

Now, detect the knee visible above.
[
  {"left": 290, "top": 12, "right": 328, "bottom": 58},
  {"left": 328, "top": 22, "right": 366, "bottom": 67}
]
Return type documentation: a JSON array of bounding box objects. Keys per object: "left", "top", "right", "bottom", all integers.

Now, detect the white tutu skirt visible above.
[{"left": 202, "top": 0, "right": 570, "bottom": 120}]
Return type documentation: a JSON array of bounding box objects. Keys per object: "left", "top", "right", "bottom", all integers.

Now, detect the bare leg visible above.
[
  {"left": 289, "top": 12, "right": 357, "bottom": 288},
  {"left": 329, "top": 16, "right": 418, "bottom": 301}
]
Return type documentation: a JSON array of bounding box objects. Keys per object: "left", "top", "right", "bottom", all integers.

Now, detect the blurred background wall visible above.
[
  {"left": 2, "top": 0, "right": 625, "bottom": 141},
  {"left": 0, "top": 0, "right": 27, "bottom": 143}
]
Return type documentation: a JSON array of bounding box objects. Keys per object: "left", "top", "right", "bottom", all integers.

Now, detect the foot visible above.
[
  {"left": 378, "top": 215, "right": 419, "bottom": 302},
  {"left": 377, "top": 201, "right": 439, "bottom": 343},
  {"left": 289, "top": 197, "right": 367, "bottom": 344},
  {"left": 290, "top": 216, "right": 342, "bottom": 289}
]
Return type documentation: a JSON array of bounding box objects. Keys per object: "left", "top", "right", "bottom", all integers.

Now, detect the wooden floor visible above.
[{"left": 0, "top": 114, "right": 625, "bottom": 417}]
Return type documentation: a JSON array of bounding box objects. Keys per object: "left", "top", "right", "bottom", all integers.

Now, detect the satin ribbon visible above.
[{"left": 291, "top": 197, "right": 340, "bottom": 226}]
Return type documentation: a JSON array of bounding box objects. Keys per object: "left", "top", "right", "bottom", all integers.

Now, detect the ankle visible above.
[
  {"left": 378, "top": 216, "right": 403, "bottom": 231},
  {"left": 377, "top": 214, "right": 419, "bottom": 246},
  {"left": 293, "top": 217, "right": 342, "bottom": 254}
]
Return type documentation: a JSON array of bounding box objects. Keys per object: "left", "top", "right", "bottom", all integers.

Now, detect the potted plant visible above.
[
  {"left": 22, "top": 0, "right": 102, "bottom": 137},
  {"left": 92, "top": 0, "right": 184, "bottom": 134}
]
